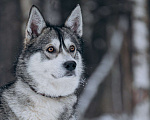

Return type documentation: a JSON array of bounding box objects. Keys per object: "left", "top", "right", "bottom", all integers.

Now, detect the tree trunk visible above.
[
  {"left": 132, "top": 0, "right": 150, "bottom": 119},
  {"left": 0, "top": 0, "right": 22, "bottom": 86}
]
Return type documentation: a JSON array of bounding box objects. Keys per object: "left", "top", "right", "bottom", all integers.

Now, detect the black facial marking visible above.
[
  {"left": 52, "top": 26, "right": 70, "bottom": 53},
  {"left": 52, "top": 27, "right": 63, "bottom": 53}
]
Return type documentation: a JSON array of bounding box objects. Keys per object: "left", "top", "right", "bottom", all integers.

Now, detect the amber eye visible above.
[
  {"left": 47, "top": 46, "right": 55, "bottom": 53},
  {"left": 69, "top": 45, "right": 75, "bottom": 53}
]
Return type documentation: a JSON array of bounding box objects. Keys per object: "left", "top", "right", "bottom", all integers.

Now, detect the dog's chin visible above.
[
  {"left": 52, "top": 71, "right": 76, "bottom": 79},
  {"left": 65, "top": 71, "right": 76, "bottom": 77},
  {"left": 35, "top": 75, "right": 79, "bottom": 97}
]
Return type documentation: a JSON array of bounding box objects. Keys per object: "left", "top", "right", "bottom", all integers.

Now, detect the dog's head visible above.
[{"left": 17, "top": 5, "right": 83, "bottom": 97}]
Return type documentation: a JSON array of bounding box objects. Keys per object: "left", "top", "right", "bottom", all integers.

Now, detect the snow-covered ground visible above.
[{"left": 99, "top": 99, "right": 150, "bottom": 120}]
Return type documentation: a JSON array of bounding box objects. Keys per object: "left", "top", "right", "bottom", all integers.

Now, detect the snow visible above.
[
  {"left": 132, "top": 99, "right": 150, "bottom": 120},
  {"left": 133, "top": 21, "right": 149, "bottom": 51},
  {"left": 99, "top": 100, "right": 150, "bottom": 120},
  {"left": 98, "top": 100, "right": 150, "bottom": 120},
  {"left": 133, "top": 54, "right": 149, "bottom": 88},
  {"left": 99, "top": 114, "right": 130, "bottom": 120}
]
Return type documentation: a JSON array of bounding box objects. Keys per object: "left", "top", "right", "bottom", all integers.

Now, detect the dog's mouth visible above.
[
  {"left": 65, "top": 71, "right": 75, "bottom": 77},
  {"left": 52, "top": 71, "right": 76, "bottom": 79}
]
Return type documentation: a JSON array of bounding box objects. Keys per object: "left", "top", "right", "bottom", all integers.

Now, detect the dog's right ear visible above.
[
  {"left": 65, "top": 4, "right": 83, "bottom": 37},
  {"left": 25, "top": 5, "right": 46, "bottom": 45}
]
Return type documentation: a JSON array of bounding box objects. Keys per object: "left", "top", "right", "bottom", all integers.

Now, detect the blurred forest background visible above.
[{"left": 0, "top": 0, "right": 149, "bottom": 120}]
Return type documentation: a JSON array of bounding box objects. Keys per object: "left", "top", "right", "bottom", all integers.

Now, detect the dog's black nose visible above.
[{"left": 64, "top": 61, "right": 76, "bottom": 71}]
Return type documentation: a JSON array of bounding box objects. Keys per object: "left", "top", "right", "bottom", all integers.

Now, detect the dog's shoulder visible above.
[
  {"left": 0, "top": 81, "right": 16, "bottom": 99},
  {"left": 0, "top": 81, "right": 18, "bottom": 120},
  {"left": 0, "top": 81, "right": 15, "bottom": 91}
]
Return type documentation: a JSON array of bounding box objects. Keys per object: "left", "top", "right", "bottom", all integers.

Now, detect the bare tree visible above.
[{"left": 132, "top": 0, "right": 150, "bottom": 119}]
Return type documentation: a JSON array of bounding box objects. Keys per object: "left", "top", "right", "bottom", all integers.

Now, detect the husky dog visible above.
[{"left": 0, "top": 4, "right": 83, "bottom": 120}]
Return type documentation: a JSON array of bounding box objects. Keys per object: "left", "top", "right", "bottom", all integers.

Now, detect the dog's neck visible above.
[
  {"left": 16, "top": 78, "right": 74, "bottom": 99},
  {"left": 29, "top": 84, "right": 72, "bottom": 99}
]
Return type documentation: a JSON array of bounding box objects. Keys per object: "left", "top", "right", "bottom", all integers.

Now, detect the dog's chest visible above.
[
  {"left": 5, "top": 92, "right": 77, "bottom": 120},
  {"left": 28, "top": 98, "right": 66, "bottom": 120},
  {"left": 28, "top": 97, "right": 75, "bottom": 120}
]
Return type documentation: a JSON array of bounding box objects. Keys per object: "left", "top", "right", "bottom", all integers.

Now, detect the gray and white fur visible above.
[{"left": 0, "top": 4, "right": 83, "bottom": 120}]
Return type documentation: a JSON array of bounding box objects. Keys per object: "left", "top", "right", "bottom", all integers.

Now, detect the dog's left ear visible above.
[
  {"left": 25, "top": 5, "right": 46, "bottom": 44},
  {"left": 65, "top": 4, "right": 83, "bottom": 37}
]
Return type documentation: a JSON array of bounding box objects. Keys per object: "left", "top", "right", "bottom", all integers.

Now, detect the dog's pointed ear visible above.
[
  {"left": 65, "top": 4, "right": 83, "bottom": 37},
  {"left": 25, "top": 5, "right": 46, "bottom": 43}
]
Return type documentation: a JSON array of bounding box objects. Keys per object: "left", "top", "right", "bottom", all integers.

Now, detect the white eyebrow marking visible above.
[
  {"left": 64, "top": 38, "right": 74, "bottom": 48},
  {"left": 51, "top": 39, "right": 60, "bottom": 48}
]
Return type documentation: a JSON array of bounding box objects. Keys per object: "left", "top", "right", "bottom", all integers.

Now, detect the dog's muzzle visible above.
[{"left": 52, "top": 61, "right": 77, "bottom": 79}]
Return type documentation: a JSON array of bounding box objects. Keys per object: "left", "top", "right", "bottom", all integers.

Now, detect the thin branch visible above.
[{"left": 77, "top": 17, "right": 128, "bottom": 120}]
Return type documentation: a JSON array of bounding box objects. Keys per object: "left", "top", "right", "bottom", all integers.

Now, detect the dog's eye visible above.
[
  {"left": 69, "top": 45, "right": 75, "bottom": 53},
  {"left": 47, "top": 46, "right": 55, "bottom": 53}
]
